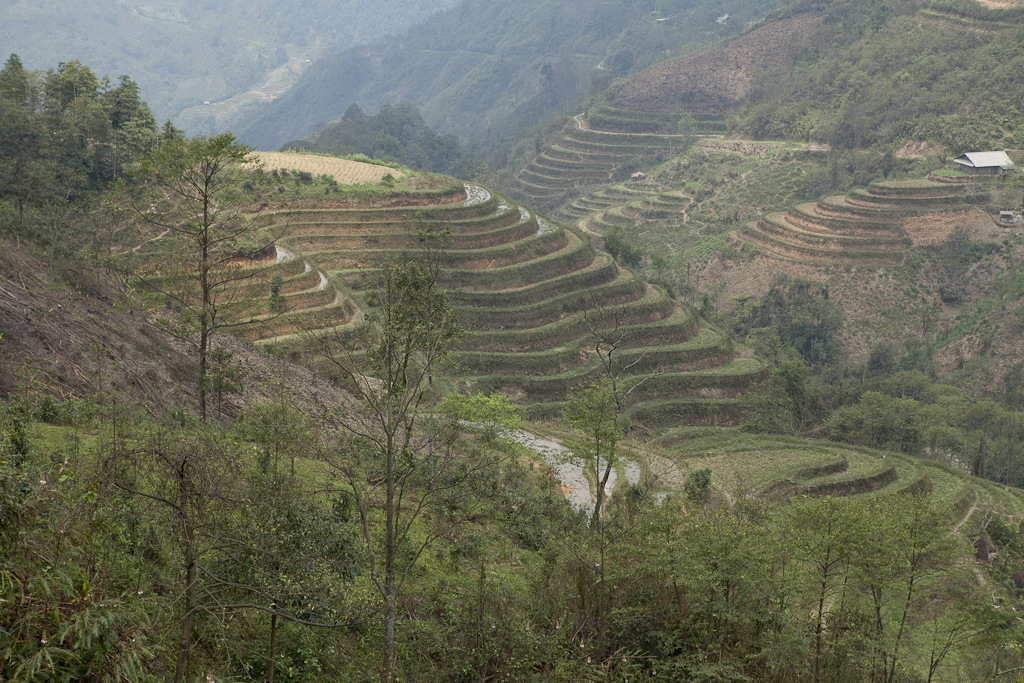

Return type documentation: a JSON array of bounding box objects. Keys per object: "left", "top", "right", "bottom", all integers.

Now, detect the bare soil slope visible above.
[
  {"left": 0, "top": 240, "right": 353, "bottom": 420},
  {"left": 619, "top": 14, "right": 824, "bottom": 112}
]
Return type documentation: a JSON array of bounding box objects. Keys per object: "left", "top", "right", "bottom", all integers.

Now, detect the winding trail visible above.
[
  {"left": 131, "top": 228, "right": 172, "bottom": 253},
  {"left": 275, "top": 245, "right": 296, "bottom": 263},
  {"left": 954, "top": 504, "right": 978, "bottom": 533}
]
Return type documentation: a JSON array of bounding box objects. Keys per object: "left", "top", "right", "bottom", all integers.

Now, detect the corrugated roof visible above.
[{"left": 953, "top": 151, "right": 1016, "bottom": 169}]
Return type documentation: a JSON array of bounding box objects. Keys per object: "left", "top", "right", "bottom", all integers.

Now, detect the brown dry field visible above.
[
  {"left": 248, "top": 152, "right": 404, "bottom": 184},
  {"left": 705, "top": 207, "right": 1007, "bottom": 367},
  {"left": 620, "top": 14, "right": 823, "bottom": 111}
]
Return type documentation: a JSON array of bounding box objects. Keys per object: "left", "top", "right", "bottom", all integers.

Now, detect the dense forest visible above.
[{"left": 0, "top": 55, "right": 174, "bottom": 251}]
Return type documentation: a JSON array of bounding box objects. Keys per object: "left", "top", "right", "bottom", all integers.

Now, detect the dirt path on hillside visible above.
[
  {"left": 131, "top": 228, "right": 172, "bottom": 252},
  {"left": 954, "top": 504, "right": 978, "bottom": 533},
  {"left": 974, "top": 0, "right": 1023, "bottom": 8}
]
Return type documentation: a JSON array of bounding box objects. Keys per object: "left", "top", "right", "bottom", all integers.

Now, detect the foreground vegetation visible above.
[{"left": 7, "top": 388, "right": 1024, "bottom": 682}]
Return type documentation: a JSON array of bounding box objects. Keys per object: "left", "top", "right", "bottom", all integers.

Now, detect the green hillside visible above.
[
  {"left": 493, "top": 0, "right": 1024, "bottom": 492},
  {"left": 235, "top": 0, "right": 782, "bottom": 151},
  {"left": 9, "top": 11, "right": 1024, "bottom": 683}
]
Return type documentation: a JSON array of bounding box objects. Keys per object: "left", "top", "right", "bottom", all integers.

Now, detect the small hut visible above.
[{"left": 952, "top": 151, "right": 1016, "bottom": 177}]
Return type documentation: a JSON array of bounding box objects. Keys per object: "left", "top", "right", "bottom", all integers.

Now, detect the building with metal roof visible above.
[{"left": 953, "top": 151, "right": 1016, "bottom": 176}]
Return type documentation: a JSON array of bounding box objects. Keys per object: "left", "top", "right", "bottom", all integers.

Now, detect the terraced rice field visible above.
[
  {"left": 248, "top": 152, "right": 403, "bottom": 184},
  {"left": 652, "top": 430, "right": 1002, "bottom": 516},
  {"left": 736, "top": 179, "right": 966, "bottom": 265},
  {"left": 511, "top": 112, "right": 685, "bottom": 209},
  {"left": 227, "top": 181, "right": 766, "bottom": 426}
]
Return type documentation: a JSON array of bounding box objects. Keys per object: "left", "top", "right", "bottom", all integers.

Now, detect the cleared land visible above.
[{"left": 248, "top": 152, "right": 404, "bottom": 184}]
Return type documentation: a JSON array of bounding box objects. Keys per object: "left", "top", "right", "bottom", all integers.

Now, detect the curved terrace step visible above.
[
  {"left": 785, "top": 204, "right": 904, "bottom": 237},
  {"left": 847, "top": 187, "right": 964, "bottom": 209},
  {"left": 282, "top": 215, "right": 538, "bottom": 252},
  {"left": 756, "top": 214, "right": 909, "bottom": 252},
  {"left": 446, "top": 252, "right": 617, "bottom": 307},
  {"left": 458, "top": 271, "right": 647, "bottom": 331},
  {"left": 867, "top": 179, "right": 968, "bottom": 198},
  {"left": 514, "top": 177, "right": 572, "bottom": 199},
  {"left": 519, "top": 167, "right": 577, "bottom": 189},
  {"left": 455, "top": 326, "right": 732, "bottom": 378},
  {"left": 474, "top": 355, "right": 767, "bottom": 404},
  {"left": 231, "top": 179, "right": 766, "bottom": 421},
  {"left": 739, "top": 222, "right": 907, "bottom": 265},
  {"left": 816, "top": 195, "right": 910, "bottom": 220},
  {"left": 457, "top": 286, "right": 682, "bottom": 353}
]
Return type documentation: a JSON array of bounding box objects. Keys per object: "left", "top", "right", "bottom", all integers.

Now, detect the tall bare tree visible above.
[
  {"left": 574, "top": 301, "right": 660, "bottom": 525},
  {"left": 312, "top": 234, "right": 516, "bottom": 681},
  {"left": 124, "top": 132, "right": 278, "bottom": 421}
]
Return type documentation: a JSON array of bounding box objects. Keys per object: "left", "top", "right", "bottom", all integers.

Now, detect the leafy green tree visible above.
[
  {"left": 105, "top": 75, "right": 158, "bottom": 178},
  {"left": 854, "top": 495, "right": 974, "bottom": 683},
  {"left": 562, "top": 375, "right": 629, "bottom": 657},
  {"left": 105, "top": 424, "right": 240, "bottom": 683},
  {"left": 438, "top": 392, "right": 520, "bottom": 443},
  {"left": 676, "top": 112, "right": 696, "bottom": 152},
  {"left": 648, "top": 251, "right": 670, "bottom": 284},
  {"left": 209, "top": 457, "right": 365, "bottom": 683},
  {"left": 269, "top": 272, "right": 285, "bottom": 314},
  {"left": 784, "top": 496, "right": 868, "bottom": 683},
  {"left": 0, "top": 54, "right": 30, "bottom": 107},
  {"left": 370, "top": 132, "right": 405, "bottom": 163},
  {"left": 828, "top": 391, "right": 919, "bottom": 451},
  {"left": 740, "top": 277, "right": 842, "bottom": 367},
  {"left": 0, "top": 97, "right": 50, "bottom": 228},
  {"left": 0, "top": 419, "right": 157, "bottom": 682},
  {"left": 564, "top": 376, "right": 621, "bottom": 525},
  {"left": 41, "top": 60, "right": 100, "bottom": 118},
  {"left": 683, "top": 467, "right": 712, "bottom": 504},
  {"left": 602, "top": 225, "right": 643, "bottom": 268}
]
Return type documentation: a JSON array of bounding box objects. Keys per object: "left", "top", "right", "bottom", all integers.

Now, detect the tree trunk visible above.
[
  {"left": 199, "top": 324, "right": 208, "bottom": 422},
  {"left": 268, "top": 612, "right": 277, "bottom": 683},
  {"left": 590, "top": 456, "right": 614, "bottom": 527},
  {"left": 175, "top": 505, "right": 197, "bottom": 683},
  {"left": 383, "top": 431, "right": 397, "bottom": 682}
]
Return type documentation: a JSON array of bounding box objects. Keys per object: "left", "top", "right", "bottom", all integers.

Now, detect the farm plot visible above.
[{"left": 248, "top": 152, "right": 404, "bottom": 184}]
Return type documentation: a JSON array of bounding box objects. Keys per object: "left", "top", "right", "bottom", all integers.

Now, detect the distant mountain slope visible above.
[
  {"left": 730, "top": 0, "right": 1024, "bottom": 151},
  {"left": 619, "top": 13, "right": 824, "bottom": 112},
  {"left": 234, "top": 0, "right": 781, "bottom": 152},
  {"left": 0, "top": 0, "right": 459, "bottom": 124}
]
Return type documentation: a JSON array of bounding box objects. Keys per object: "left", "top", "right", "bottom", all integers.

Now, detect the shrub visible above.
[
  {"left": 603, "top": 226, "right": 643, "bottom": 268},
  {"left": 685, "top": 468, "right": 712, "bottom": 503}
]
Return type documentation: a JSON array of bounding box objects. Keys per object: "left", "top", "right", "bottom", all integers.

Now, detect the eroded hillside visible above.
[{"left": 619, "top": 13, "right": 824, "bottom": 112}]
